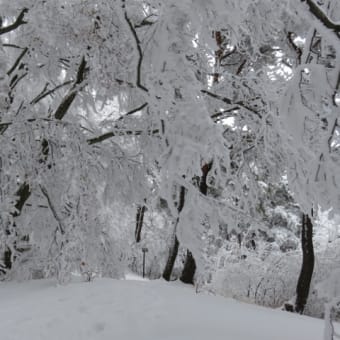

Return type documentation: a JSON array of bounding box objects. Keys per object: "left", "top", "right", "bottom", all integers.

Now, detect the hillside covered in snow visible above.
[{"left": 0, "top": 277, "right": 327, "bottom": 340}]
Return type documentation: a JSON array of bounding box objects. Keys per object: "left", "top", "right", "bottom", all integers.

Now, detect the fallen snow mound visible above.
[{"left": 0, "top": 277, "right": 324, "bottom": 340}]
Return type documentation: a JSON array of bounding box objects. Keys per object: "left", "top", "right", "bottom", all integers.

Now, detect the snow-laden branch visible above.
[
  {"left": 88, "top": 103, "right": 153, "bottom": 144},
  {"left": 88, "top": 127, "right": 159, "bottom": 145},
  {"left": 40, "top": 185, "right": 65, "bottom": 235},
  {"left": 0, "top": 8, "right": 28, "bottom": 35},
  {"left": 287, "top": 32, "right": 302, "bottom": 65},
  {"left": 303, "top": 0, "right": 340, "bottom": 33},
  {"left": 201, "top": 89, "right": 263, "bottom": 119}
]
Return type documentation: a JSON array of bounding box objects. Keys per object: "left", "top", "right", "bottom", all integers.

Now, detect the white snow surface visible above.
[{"left": 0, "top": 277, "right": 325, "bottom": 340}]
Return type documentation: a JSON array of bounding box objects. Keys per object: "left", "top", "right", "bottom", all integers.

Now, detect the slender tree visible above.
[
  {"left": 135, "top": 204, "right": 146, "bottom": 243},
  {"left": 295, "top": 213, "right": 314, "bottom": 314},
  {"left": 162, "top": 186, "right": 185, "bottom": 281}
]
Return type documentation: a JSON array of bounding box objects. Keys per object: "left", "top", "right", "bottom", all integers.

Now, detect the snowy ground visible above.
[{"left": 0, "top": 275, "right": 327, "bottom": 340}]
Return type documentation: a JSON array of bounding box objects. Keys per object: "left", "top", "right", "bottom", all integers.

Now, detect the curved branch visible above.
[
  {"left": 117, "top": 102, "right": 148, "bottom": 121},
  {"left": 303, "top": 0, "right": 340, "bottom": 33},
  {"left": 287, "top": 32, "right": 302, "bottom": 64},
  {"left": 0, "top": 8, "right": 28, "bottom": 35},
  {"left": 30, "top": 80, "right": 73, "bottom": 105}
]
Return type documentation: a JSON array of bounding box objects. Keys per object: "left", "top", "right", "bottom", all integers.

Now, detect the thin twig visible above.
[
  {"left": 88, "top": 128, "right": 159, "bottom": 145},
  {"left": 30, "top": 80, "right": 73, "bottom": 105},
  {"left": 201, "top": 89, "right": 262, "bottom": 119},
  {"left": 40, "top": 185, "right": 65, "bottom": 234},
  {"left": 10, "top": 72, "right": 28, "bottom": 89},
  {"left": 211, "top": 107, "right": 240, "bottom": 121},
  {"left": 117, "top": 102, "right": 148, "bottom": 121}
]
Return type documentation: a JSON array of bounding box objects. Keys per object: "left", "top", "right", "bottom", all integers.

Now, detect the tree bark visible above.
[
  {"left": 162, "top": 235, "right": 179, "bottom": 282},
  {"left": 295, "top": 213, "right": 314, "bottom": 314},
  {"left": 180, "top": 162, "right": 213, "bottom": 285},
  {"left": 180, "top": 250, "right": 196, "bottom": 284},
  {"left": 213, "top": 31, "right": 223, "bottom": 84},
  {"left": 135, "top": 204, "right": 146, "bottom": 243},
  {"left": 162, "top": 185, "right": 185, "bottom": 281}
]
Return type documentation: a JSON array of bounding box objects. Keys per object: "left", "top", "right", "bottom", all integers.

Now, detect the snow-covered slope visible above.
[{"left": 0, "top": 277, "right": 324, "bottom": 340}]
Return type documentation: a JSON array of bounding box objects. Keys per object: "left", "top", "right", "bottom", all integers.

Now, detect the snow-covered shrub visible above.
[{"left": 209, "top": 249, "right": 301, "bottom": 308}]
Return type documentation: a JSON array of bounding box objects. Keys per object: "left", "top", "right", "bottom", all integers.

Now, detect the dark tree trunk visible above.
[
  {"left": 162, "top": 186, "right": 186, "bottom": 281},
  {"left": 180, "top": 162, "right": 213, "bottom": 285},
  {"left": 3, "top": 247, "right": 12, "bottom": 270},
  {"left": 135, "top": 204, "right": 146, "bottom": 243},
  {"left": 13, "top": 182, "right": 31, "bottom": 217},
  {"left": 162, "top": 235, "right": 179, "bottom": 282},
  {"left": 295, "top": 213, "right": 314, "bottom": 314},
  {"left": 199, "top": 162, "right": 213, "bottom": 195},
  {"left": 180, "top": 250, "right": 196, "bottom": 284},
  {"left": 213, "top": 31, "right": 223, "bottom": 84},
  {"left": 2, "top": 182, "right": 31, "bottom": 271}
]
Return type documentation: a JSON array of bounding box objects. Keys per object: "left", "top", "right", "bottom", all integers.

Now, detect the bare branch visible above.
[
  {"left": 7, "top": 48, "right": 28, "bottom": 76},
  {"left": 87, "top": 102, "right": 149, "bottom": 144},
  {"left": 54, "top": 56, "right": 87, "bottom": 120},
  {"left": 3, "top": 43, "right": 25, "bottom": 49},
  {"left": 236, "top": 59, "right": 247, "bottom": 76},
  {"left": 117, "top": 102, "right": 148, "bottom": 121},
  {"left": 0, "top": 117, "right": 70, "bottom": 129},
  {"left": 30, "top": 80, "right": 73, "bottom": 105},
  {"left": 0, "top": 9, "right": 28, "bottom": 35},
  {"left": 40, "top": 185, "right": 65, "bottom": 234},
  {"left": 303, "top": 0, "right": 340, "bottom": 33},
  {"left": 88, "top": 128, "right": 159, "bottom": 145},
  {"left": 9, "top": 72, "right": 28, "bottom": 89},
  {"left": 201, "top": 89, "right": 263, "bottom": 119},
  {"left": 211, "top": 107, "right": 239, "bottom": 122},
  {"left": 201, "top": 89, "right": 232, "bottom": 105},
  {"left": 122, "top": 0, "right": 148, "bottom": 92}
]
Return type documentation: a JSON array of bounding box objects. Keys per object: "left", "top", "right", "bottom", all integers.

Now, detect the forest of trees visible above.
[{"left": 1, "top": 0, "right": 340, "bottom": 336}]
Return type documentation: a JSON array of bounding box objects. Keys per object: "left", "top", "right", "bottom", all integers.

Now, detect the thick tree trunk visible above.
[
  {"left": 180, "top": 162, "right": 213, "bottom": 285},
  {"left": 135, "top": 204, "right": 146, "bottom": 243},
  {"left": 162, "top": 186, "right": 185, "bottom": 281},
  {"left": 295, "top": 213, "right": 314, "bottom": 314}
]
